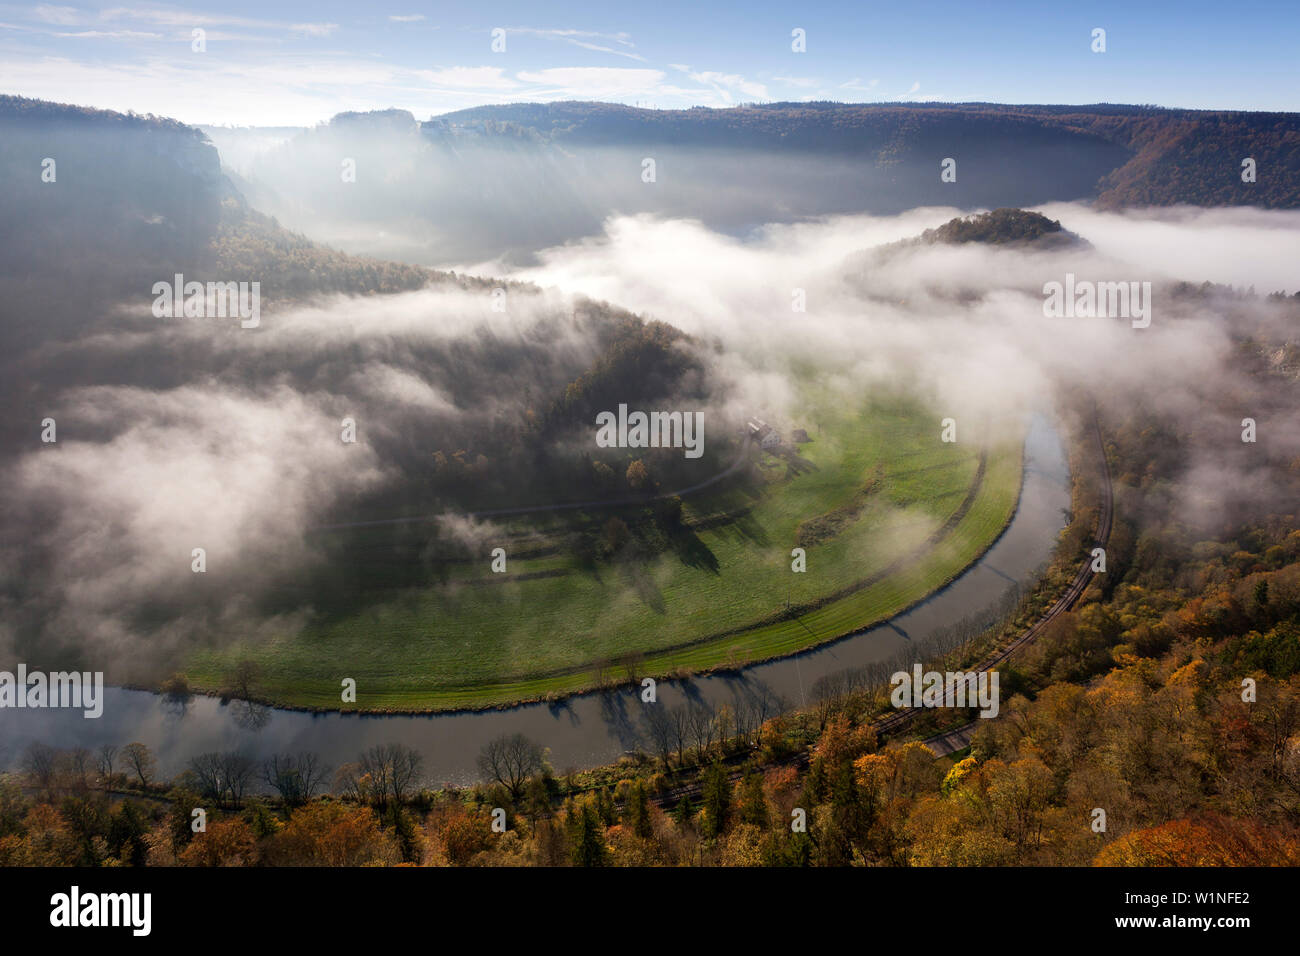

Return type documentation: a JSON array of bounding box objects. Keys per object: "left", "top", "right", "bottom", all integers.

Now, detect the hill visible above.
[
  {"left": 918, "top": 208, "right": 1083, "bottom": 248},
  {"left": 435, "top": 101, "right": 1300, "bottom": 210},
  {"left": 213, "top": 100, "right": 1299, "bottom": 265}
]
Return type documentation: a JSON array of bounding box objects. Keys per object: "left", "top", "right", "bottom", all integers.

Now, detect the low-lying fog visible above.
[{"left": 3, "top": 202, "right": 1297, "bottom": 677}]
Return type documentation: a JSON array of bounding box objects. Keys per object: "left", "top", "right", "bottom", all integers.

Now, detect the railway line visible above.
[
  {"left": 647, "top": 412, "right": 1113, "bottom": 807},
  {"left": 871, "top": 412, "right": 1112, "bottom": 739}
]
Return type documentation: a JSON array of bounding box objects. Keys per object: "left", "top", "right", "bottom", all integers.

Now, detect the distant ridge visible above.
[{"left": 429, "top": 100, "right": 1300, "bottom": 210}]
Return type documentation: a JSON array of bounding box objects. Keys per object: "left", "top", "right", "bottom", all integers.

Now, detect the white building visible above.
[{"left": 746, "top": 418, "right": 781, "bottom": 449}]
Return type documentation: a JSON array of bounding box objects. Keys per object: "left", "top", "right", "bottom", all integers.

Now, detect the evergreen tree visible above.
[
  {"left": 596, "top": 785, "right": 616, "bottom": 826},
  {"left": 700, "top": 762, "right": 732, "bottom": 839},
  {"left": 625, "top": 780, "right": 654, "bottom": 839},
  {"left": 673, "top": 793, "right": 695, "bottom": 831},
  {"left": 569, "top": 801, "right": 610, "bottom": 867}
]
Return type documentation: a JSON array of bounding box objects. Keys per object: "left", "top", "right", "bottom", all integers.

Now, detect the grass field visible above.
[{"left": 185, "top": 390, "right": 1024, "bottom": 711}]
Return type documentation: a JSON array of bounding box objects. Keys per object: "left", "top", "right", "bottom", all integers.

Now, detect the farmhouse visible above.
[{"left": 746, "top": 418, "right": 782, "bottom": 449}]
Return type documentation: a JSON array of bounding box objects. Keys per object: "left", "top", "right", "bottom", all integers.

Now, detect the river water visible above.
[{"left": 0, "top": 413, "right": 1069, "bottom": 788}]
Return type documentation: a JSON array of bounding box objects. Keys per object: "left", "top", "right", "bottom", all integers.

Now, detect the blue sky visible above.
[{"left": 1, "top": 1, "right": 1296, "bottom": 125}]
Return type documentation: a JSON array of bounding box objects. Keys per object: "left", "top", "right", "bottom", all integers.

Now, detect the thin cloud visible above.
[
  {"left": 32, "top": 4, "right": 80, "bottom": 25},
  {"left": 669, "top": 64, "right": 768, "bottom": 102},
  {"left": 54, "top": 29, "right": 164, "bottom": 39},
  {"left": 291, "top": 22, "right": 338, "bottom": 38},
  {"left": 506, "top": 26, "right": 644, "bottom": 60},
  {"left": 99, "top": 6, "right": 337, "bottom": 36}
]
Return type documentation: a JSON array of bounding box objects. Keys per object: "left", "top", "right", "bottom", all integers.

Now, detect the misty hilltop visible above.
[{"left": 918, "top": 208, "right": 1084, "bottom": 248}]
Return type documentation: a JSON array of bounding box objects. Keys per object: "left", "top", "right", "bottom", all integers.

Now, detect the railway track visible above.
[
  {"left": 645, "top": 413, "right": 1114, "bottom": 808},
  {"left": 872, "top": 412, "right": 1113, "bottom": 738}
]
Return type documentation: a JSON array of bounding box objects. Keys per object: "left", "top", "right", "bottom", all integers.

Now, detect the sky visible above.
[{"left": 0, "top": 1, "right": 1297, "bottom": 126}]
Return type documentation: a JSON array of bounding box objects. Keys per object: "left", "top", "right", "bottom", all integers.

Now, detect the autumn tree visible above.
[
  {"left": 178, "top": 817, "right": 256, "bottom": 867},
  {"left": 736, "top": 772, "right": 770, "bottom": 829},
  {"left": 601, "top": 516, "right": 631, "bottom": 555},
  {"left": 441, "top": 806, "right": 494, "bottom": 865},
  {"left": 1095, "top": 814, "right": 1300, "bottom": 867},
  {"left": 477, "top": 734, "right": 545, "bottom": 803},
  {"left": 265, "top": 803, "right": 397, "bottom": 867},
  {"left": 626, "top": 459, "right": 649, "bottom": 490}
]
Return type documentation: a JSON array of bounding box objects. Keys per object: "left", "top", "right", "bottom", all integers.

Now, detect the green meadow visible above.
[{"left": 186, "top": 391, "right": 1023, "bottom": 710}]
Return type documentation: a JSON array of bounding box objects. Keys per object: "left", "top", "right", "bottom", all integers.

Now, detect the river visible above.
[{"left": 0, "top": 413, "right": 1069, "bottom": 789}]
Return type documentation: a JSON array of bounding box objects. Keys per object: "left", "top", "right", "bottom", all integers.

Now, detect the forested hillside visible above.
[
  {"left": 0, "top": 95, "right": 724, "bottom": 518},
  {"left": 438, "top": 101, "right": 1300, "bottom": 209}
]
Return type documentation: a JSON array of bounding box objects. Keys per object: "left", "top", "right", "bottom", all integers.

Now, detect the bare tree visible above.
[
  {"left": 227, "top": 660, "right": 260, "bottom": 701},
  {"left": 476, "top": 734, "right": 544, "bottom": 802},
  {"left": 96, "top": 744, "right": 118, "bottom": 788},
  {"left": 686, "top": 702, "right": 716, "bottom": 755},
  {"left": 189, "top": 752, "right": 224, "bottom": 805},
  {"left": 218, "top": 752, "right": 256, "bottom": 808},
  {"left": 732, "top": 698, "right": 756, "bottom": 744},
  {"left": 121, "top": 742, "right": 156, "bottom": 789},
  {"left": 67, "top": 747, "right": 93, "bottom": 792},
  {"left": 22, "top": 742, "right": 58, "bottom": 794},
  {"left": 643, "top": 705, "right": 676, "bottom": 768},
  {"left": 671, "top": 706, "right": 692, "bottom": 764},
  {"left": 714, "top": 705, "right": 735, "bottom": 752},
  {"left": 811, "top": 671, "right": 848, "bottom": 729},
  {"left": 189, "top": 751, "right": 256, "bottom": 809},
  {"left": 263, "top": 752, "right": 329, "bottom": 806},
  {"left": 359, "top": 743, "right": 423, "bottom": 808},
  {"left": 332, "top": 762, "right": 367, "bottom": 802}
]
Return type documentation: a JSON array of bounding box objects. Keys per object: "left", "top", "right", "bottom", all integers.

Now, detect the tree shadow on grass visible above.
[
  {"left": 779, "top": 450, "right": 819, "bottom": 479},
  {"left": 618, "top": 558, "right": 666, "bottom": 615},
  {"left": 704, "top": 509, "right": 771, "bottom": 549},
  {"left": 670, "top": 526, "right": 720, "bottom": 574}
]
